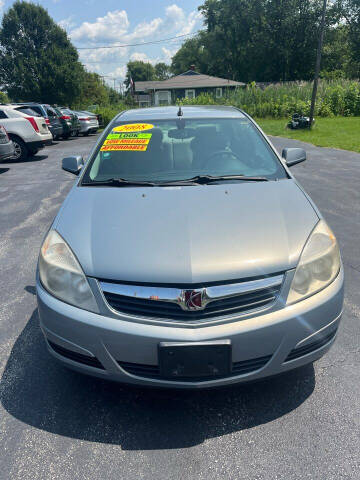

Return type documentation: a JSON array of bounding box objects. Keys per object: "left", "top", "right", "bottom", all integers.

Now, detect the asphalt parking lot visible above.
[{"left": 0, "top": 134, "right": 359, "bottom": 480}]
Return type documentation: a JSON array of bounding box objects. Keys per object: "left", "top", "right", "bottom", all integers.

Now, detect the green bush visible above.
[
  {"left": 95, "top": 103, "right": 127, "bottom": 127},
  {"left": 0, "top": 90, "right": 9, "bottom": 103},
  {"left": 176, "top": 80, "right": 360, "bottom": 118},
  {"left": 93, "top": 80, "right": 360, "bottom": 122}
]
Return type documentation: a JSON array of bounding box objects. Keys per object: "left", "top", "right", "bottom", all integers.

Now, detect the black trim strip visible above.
[
  {"left": 118, "top": 354, "right": 272, "bottom": 382},
  {"left": 48, "top": 340, "right": 105, "bottom": 370},
  {"left": 285, "top": 329, "right": 337, "bottom": 362}
]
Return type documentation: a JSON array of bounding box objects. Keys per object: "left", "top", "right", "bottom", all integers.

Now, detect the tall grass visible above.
[
  {"left": 95, "top": 80, "right": 360, "bottom": 127},
  {"left": 180, "top": 80, "right": 360, "bottom": 118}
]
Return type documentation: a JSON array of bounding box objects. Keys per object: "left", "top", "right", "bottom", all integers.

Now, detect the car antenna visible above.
[{"left": 177, "top": 106, "right": 183, "bottom": 117}]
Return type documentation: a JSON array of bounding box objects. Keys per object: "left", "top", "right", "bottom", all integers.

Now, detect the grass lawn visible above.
[{"left": 256, "top": 117, "right": 360, "bottom": 153}]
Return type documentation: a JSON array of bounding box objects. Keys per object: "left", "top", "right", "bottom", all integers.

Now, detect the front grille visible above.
[
  {"left": 118, "top": 355, "right": 271, "bottom": 381},
  {"left": 48, "top": 340, "right": 104, "bottom": 370},
  {"left": 101, "top": 275, "right": 283, "bottom": 322},
  {"left": 284, "top": 329, "right": 337, "bottom": 362}
]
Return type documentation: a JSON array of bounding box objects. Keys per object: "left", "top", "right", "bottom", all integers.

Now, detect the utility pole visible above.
[{"left": 309, "top": 0, "right": 327, "bottom": 128}]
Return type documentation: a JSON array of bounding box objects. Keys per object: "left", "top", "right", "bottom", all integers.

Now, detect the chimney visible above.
[{"left": 190, "top": 64, "right": 196, "bottom": 71}]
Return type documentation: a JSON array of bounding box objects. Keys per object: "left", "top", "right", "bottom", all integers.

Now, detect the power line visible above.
[{"left": 75, "top": 31, "right": 199, "bottom": 50}]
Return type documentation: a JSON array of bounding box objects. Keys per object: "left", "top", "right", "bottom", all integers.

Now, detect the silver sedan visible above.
[
  {"left": 74, "top": 111, "right": 99, "bottom": 136},
  {"left": 36, "top": 106, "right": 344, "bottom": 389}
]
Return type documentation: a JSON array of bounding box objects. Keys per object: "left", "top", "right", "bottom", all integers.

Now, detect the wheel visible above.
[
  {"left": 62, "top": 133, "right": 71, "bottom": 140},
  {"left": 10, "top": 136, "right": 28, "bottom": 161}
]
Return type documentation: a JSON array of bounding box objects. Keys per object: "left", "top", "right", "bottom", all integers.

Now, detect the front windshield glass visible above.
[{"left": 82, "top": 118, "right": 287, "bottom": 184}]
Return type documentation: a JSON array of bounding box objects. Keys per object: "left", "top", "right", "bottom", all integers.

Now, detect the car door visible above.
[{"left": 45, "top": 106, "right": 62, "bottom": 131}]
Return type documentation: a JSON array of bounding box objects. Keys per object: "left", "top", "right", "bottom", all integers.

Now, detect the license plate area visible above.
[{"left": 159, "top": 340, "right": 231, "bottom": 379}]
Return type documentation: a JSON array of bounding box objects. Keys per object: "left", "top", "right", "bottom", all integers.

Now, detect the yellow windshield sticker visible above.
[
  {"left": 104, "top": 138, "right": 150, "bottom": 145},
  {"left": 107, "top": 132, "right": 152, "bottom": 139},
  {"left": 102, "top": 130, "right": 153, "bottom": 151},
  {"left": 101, "top": 144, "right": 148, "bottom": 152},
  {"left": 113, "top": 123, "right": 154, "bottom": 133}
]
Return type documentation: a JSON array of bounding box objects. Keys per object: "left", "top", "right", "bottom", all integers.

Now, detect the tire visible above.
[
  {"left": 83, "top": 131, "right": 89, "bottom": 137},
  {"left": 28, "top": 148, "right": 39, "bottom": 156},
  {"left": 10, "top": 136, "right": 28, "bottom": 161},
  {"left": 62, "top": 133, "right": 71, "bottom": 140}
]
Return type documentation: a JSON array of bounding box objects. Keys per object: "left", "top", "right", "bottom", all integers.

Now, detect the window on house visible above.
[
  {"left": 185, "top": 89, "right": 196, "bottom": 99},
  {"left": 157, "top": 90, "right": 171, "bottom": 106},
  {"left": 216, "top": 88, "right": 223, "bottom": 98}
]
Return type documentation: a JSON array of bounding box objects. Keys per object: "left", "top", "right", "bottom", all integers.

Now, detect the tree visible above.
[
  {"left": 321, "top": 25, "right": 351, "bottom": 78},
  {"left": 124, "top": 61, "right": 156, "bottom": 90},
  {"left": 0, "top": 1, "right": 84, "bottom": 104},
  {"left": 154, "top": 62, "right": 171, "bottom": 80},
  {"left": 337, "top": 0, "right": 360, "bottom": 77},
  {"left": 75, "top": 71, "right": 109, "bottom": 108},
  {"left": 0, "top": 91, "right": 9, "bottom": 103},
  {"left": 172, "top": 0, "right": 346, "bottom": 82},
  {"left": 171, "top": 36, "right": 210, "bottom": 75}
]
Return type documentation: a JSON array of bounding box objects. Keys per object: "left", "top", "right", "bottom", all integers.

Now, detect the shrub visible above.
[
  {"left": 176, "top": 80, "right": 360, "bottom": 117},
  {"left": 95, "top": 103, "right": 127, "bottom": 127}
]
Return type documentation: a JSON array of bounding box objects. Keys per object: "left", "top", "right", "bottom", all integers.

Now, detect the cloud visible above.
[
  {"left": 71, "top": 10, "right": 129, "bottom": 43},
  {"left": 0, "top": 0, "right": 5, "bottom": 11},
  {"left": 108, "top": 66, "right": 127, "bottom": 79},
  {"left": 74, "top": 4, "right": 203, "bottom": 83},
  {"left": 161, "top": 46, "right": 179, "bottom": 63},
  {"left": 70, "top": 4, "right": 202, "bottom": 46},
  {"left": 79, "top": 45, "right": 129, "bottom": 66},
  {"left": 130, "top": 52, "right": 153, "bottom": 63},
  {"left": 58, "top": 16, "right": 76, "bottom": 32}
]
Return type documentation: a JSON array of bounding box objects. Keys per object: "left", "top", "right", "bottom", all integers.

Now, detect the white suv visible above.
[{"left": 0, "top": 106, "right": 52, "bottom": 160}]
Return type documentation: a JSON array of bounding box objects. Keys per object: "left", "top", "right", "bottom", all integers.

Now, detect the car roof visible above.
[
  {"left": 1, "top": 105, "right": 35, "bottom": 112},
  {"left": 115, "top": 105, "right": 246, "bottom": 122}
]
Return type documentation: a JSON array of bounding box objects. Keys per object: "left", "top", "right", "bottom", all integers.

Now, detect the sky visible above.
[{"left": 0, "top": 0, "right": 204, "bottom": 90}]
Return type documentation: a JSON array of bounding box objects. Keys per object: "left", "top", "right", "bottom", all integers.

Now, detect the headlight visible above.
[
  {"left": 39, "top": 230, "right": 98, "bottom": 312},
  {"left": 287, "top": 220, "right": 341, "bottom": 304}
]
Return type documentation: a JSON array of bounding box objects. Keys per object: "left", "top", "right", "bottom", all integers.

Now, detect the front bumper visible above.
[
  {"left": 37, "top": 268, "right": 344, "bottom": 389},
  {"left": 0, "top": 141, "right": 15, "bottom": 160}
]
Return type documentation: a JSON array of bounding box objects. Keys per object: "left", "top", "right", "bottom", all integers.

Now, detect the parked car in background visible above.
[
  {"left": 56, "top": 107, "right": 80, "bottom": 139},
  {"left": 0, "top": 106, "right": 52, "bottom": 160},
  {"left": 74, "top": 111, "right": 99, "bottom": 136},
  {"left": 12, "top": 103, "right": 63, "bottom": 140},
  {"left": 0, "top": 125, "right": 15, "bottom": 161}
]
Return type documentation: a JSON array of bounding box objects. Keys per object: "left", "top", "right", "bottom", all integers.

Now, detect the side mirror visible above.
[
  {"left": 62, "top": 155, "right": 84, "bottom": 175},
  {"left": 282, "top": 148, "right": 306, "bottom": 167}
]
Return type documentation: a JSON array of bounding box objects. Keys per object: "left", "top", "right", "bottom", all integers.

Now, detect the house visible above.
[{"left": 134, "top": 66, "right": 245, "bottom": 107}]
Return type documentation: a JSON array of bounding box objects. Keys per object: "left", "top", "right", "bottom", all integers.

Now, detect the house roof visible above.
[{"left": 135, "top": 71, "right": 245, "bottom": 92}]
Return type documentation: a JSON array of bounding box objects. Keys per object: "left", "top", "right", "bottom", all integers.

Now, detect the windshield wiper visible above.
[
  {"left": 82, "top": 178, "right": 156, "bottom": 187},
  {"left": 82, "top": 174, "right": 269, "bottom": 188},
  {"left": 159, "top": 175, "right": 269, "bottom": 185}
]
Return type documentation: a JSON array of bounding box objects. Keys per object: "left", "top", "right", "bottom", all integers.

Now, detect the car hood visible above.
[{"left": 55, "top": 180, "right": 318, "bottom": 284}]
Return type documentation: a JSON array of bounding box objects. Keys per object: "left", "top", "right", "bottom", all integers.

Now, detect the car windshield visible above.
[
  {"left": 82, "top": 117, "right": 287, "bottom": 185},
  {"left": 15, "top": 107, "right": 41, "bottom": 117}
]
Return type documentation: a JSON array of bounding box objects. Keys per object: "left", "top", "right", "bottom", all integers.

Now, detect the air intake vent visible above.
[
  {"left": 285, "top": 329, "right": 337, "bottom": 362},
  {"left": 118, "top": 354, "right": 271, "bottom": 381},
  {"left": 48, "top": 340, "right": 105, "bottom": 370}
]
